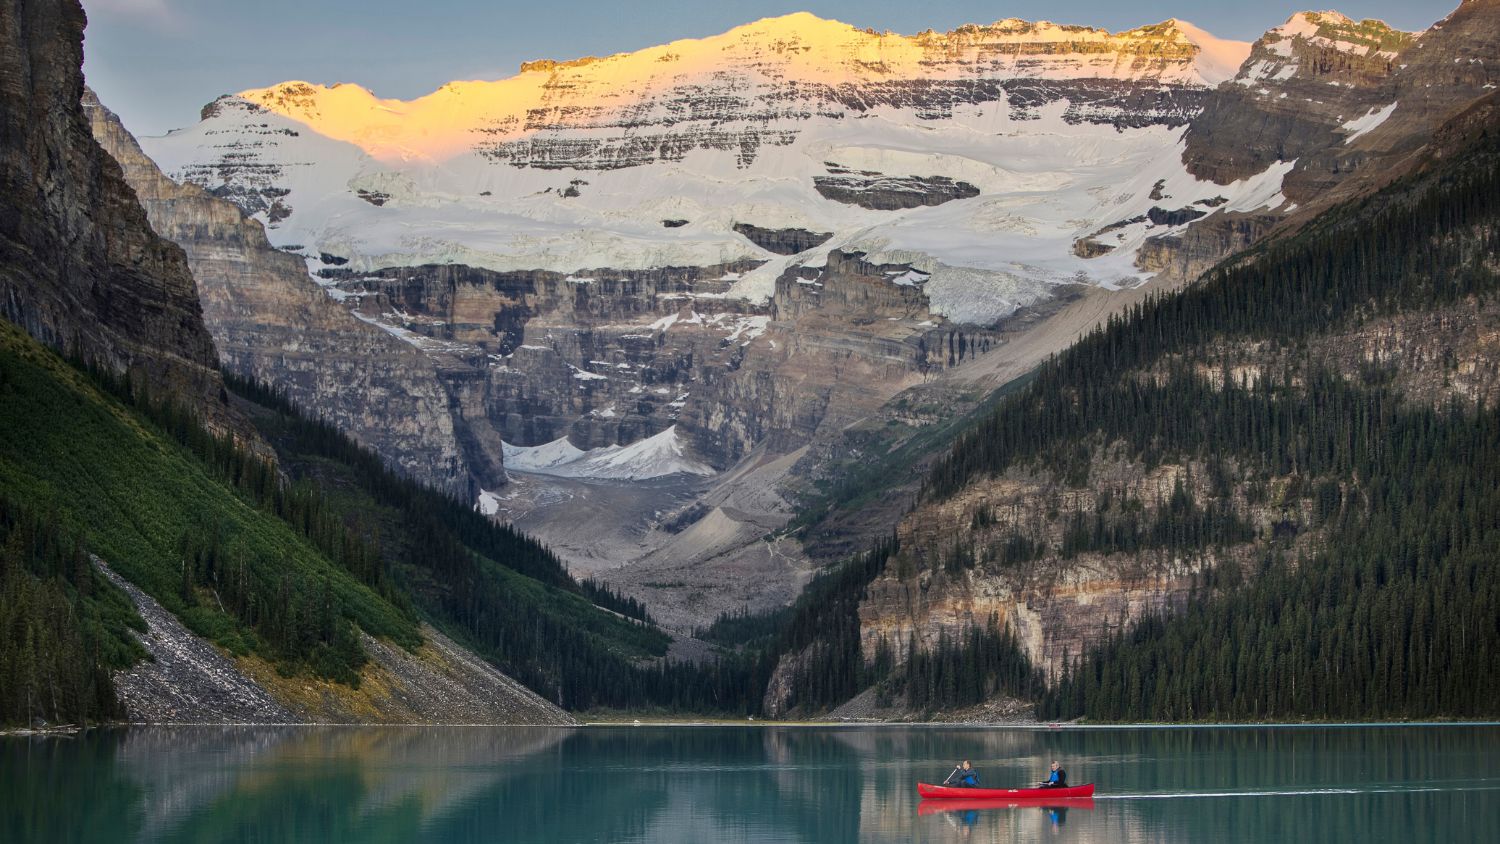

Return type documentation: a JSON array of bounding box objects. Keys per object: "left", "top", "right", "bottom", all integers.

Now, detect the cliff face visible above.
[
  {"left": 1182, "top": 12, "right": 1415, "bottom": 187},
  {"left": 1150, "top": 3, "right": 1500, "bottom": 283},
  {"left": 0, "top": 0, "right": 229, "bottom": 424},
  {"left": 836, "top": 297, "right": 1500, "bottom": 713},
  {"left": 326, "top": 250, "right": 998, "bottom": 476},
  {"left": 83, "top": 92, "right": 505, "bottom": 496}
]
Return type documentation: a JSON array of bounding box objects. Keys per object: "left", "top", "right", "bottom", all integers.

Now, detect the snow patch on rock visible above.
[
  {"left": 1341, "top": 102, "right": 1398, "bottom": 144},
  {"left": 503, "top": 426, "right": 714, "bottom": 480}
]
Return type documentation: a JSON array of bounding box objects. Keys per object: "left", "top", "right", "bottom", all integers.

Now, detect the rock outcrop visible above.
[
  {"left": 324, "top": 250, "right": 998, "bottom": 477},
  {"left": 104, "top": 4, "right": 1500, "bottom": 642},
  {"left": 1182, "top": 12, "right": 1415, "bottom": 186},
  {"left": 1155, "top": 3, "right": 1500, "bottom": 282},
  {"left": 83, "top": 92, "right": 506, "bottom": 496},
  {"left": 732, "top": 224, "right": 833, "bottom": 256},
  {"left": 814, "top": 168, "right": 980, "bottom": 210},
  {"left": 0, "top": 0, "right": 231, "bottom": 427}
]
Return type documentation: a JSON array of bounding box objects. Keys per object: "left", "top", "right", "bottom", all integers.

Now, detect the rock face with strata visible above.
[
  {"left": 1151, "top": 3, "right": 1500, "bottom": 282},
  {"left": 320, "top": 250, "right": 989, "bottom": 473},
  {"left": 0, "top": 0, "right": 231, "bottom": 427},
  {"left": 83, "top": 92, "right": 505, "bottom": 496},
  {"left": 814, "top": 167, "right": 980, "bottom": 210},
  {"left": 1183, "top": 12, "right": 1415, "bottom": 186}
]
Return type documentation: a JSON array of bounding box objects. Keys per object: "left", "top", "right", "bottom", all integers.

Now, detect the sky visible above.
[{"left": 82, "top": 0, "right": 1461, "bottom": 137}]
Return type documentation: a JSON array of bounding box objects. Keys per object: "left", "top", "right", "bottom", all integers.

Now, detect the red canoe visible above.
[
  {"left": 917, "top": 796, "right": 1096, "bottom": 816},
  {"left": 917, "top": 782, "right": 1096, "bottom": 799}
]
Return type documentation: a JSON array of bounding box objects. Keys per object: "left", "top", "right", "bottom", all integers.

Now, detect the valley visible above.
[{"left": 2, "top": 0, "right": 1497, "bottom": 732}]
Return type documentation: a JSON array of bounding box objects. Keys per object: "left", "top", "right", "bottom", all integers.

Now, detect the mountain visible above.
[
  {"left": 0, "top": 0, "right": 729, "bottom": 728},
  {"left": 1155, "top": 2, "right": 1500, "bottom": 281},
  {"left": 762, "top": 84, "right": 1500, "bottom": 720},
  {"left": 145, "top": 13, "right": 1262, "bottom": 300},
  {"left": 83, "top": 90, "right": 506, "bottom": 498},
  {"left": 130, "top": 11, "right": 1261, "bottom": 623},
  {"left": 121, "top": 5, "right": 1500, "bottom": 634},
  {"left": 0, "top": 0, "right": 231, "bottom": 430}
]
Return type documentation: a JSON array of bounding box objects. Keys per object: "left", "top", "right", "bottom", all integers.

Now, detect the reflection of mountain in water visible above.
[
  {"left": 4, "top": 725, "right": 1497, "bottom": 842},
  {"left": 114, "top": 726, "right": 571, "bottom": 842}
]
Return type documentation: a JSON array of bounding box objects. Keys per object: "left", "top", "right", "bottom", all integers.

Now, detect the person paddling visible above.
[
  {"left": 1037, "top": 760, "right": 1067, "bottom": 788},
  {"left": 943, "top": 760, "right": 981, "bottom": 788}
]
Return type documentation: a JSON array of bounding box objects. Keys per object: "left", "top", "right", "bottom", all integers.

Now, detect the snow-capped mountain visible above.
[
  {"left": 119, "top": 4, "right": 1500, "bottom": 624},
  {"left": 143, "top": 13, "right": 1272, "bottom": 325}
]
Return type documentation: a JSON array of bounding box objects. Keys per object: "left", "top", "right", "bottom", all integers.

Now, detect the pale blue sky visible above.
[{"left": 82, "top": 0, "right": 1460, "bottom": 137}]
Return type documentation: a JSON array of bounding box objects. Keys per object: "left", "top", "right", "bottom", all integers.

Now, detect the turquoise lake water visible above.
[{"left": 3, "top": 724, "right": 1496, "bottom": 842}]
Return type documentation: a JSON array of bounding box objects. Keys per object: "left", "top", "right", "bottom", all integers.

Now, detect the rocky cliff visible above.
[
  {"left": 1146, "top": 2, "right": 1500, "bottom": 282},
  {"left": 0, "top": 0, "right": 231, "bottom": 427},
  {"left": 321, "top": 249, "right": 997, "bottom": 477},
  {"left": 83, "top": 92, "right": 505, "bottom": 496}
]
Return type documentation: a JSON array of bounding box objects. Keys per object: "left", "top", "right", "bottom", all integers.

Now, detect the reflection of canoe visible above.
[
  {"left": 916, "top": 782, "right": 1096, "bottom": 799},
  {"left": 918, "top": 797, "right": 1096, "bottom": 816}
]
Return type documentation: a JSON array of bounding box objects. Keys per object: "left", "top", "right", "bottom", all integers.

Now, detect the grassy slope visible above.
[{"left": 0, "top": 320, "right": 419, "bottom": 665}]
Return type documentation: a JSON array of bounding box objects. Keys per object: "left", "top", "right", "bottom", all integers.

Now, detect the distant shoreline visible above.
[{"left": 6, "top": 719, "right": 1500, "bottom": 737}]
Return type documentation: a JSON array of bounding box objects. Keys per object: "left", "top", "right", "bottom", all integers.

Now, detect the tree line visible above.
[{"left": 914, "top": 117, "right": 1500, "bottom": 720}]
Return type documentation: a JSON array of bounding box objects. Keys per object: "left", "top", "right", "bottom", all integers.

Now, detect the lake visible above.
[{"left": 3, "top": 724, "right": 1496, "bottom": 842}]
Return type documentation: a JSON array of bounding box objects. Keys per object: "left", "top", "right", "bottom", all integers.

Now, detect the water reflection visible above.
[{"left": 1, "top": 725, "right": 1497, "bottom": 843}]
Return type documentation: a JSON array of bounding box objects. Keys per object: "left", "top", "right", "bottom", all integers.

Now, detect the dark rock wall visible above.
[{"left": 0, "top": 0, "right": 231, "bottom": 426}]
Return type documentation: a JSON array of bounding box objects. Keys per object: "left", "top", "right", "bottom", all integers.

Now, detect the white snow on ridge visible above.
[
  {"left": 502, "top": 437, "right": 587, "bottom": 472},
  {"left": 138, "top": 14, "right": 1287, "bottom": 324},
  {"left": 1341, "top": 103, "right": 1398, "bottom": 144},
  {"left": 502, "top": 427, "right": 714, "bottom": 481},
  {"left": 1170, "top": 19, "right": 1254, "bottom": 85}
]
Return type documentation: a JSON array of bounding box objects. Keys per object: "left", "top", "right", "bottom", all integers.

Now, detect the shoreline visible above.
[{"left": 6, "top": 719, "right": 1500, "bottom": 736}]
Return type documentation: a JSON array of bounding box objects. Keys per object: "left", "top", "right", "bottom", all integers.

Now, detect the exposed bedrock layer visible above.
[
  {"left": 1156, "top": 3, "right": 1500, "bottom": 282},
  {"left": 732, "top": 223, "right": 834, "bottom": 255},
  {"left": 85, "top": 92, "right": 506, "bottom": 496},
  {"left": 0, "top": 0, "right": 232, "bottom": 429},
  {"left": 329, "top": 250, "right": 1002, "bottom": 474},
  {"left": 814, "top": 170, "right": 981, "bottom": 211}
]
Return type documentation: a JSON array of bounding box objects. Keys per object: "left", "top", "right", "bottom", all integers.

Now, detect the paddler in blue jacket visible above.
[
  {"left": 943, "top": 760, "right": 980, "bottom": 788},
  {"left": 1037, "top": 760, "right": 1067, "bottom": 788}
]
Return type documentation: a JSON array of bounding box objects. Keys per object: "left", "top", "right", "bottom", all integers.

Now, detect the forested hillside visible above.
[
  {"left": 228, "top": 377, "right": 763, "bottom": 712},
  {"left": 0, "top": 319, "right": 750, "bottom": 724},
  {"left": 757, "top": 93, "right": 1500, "bottom": 721}
]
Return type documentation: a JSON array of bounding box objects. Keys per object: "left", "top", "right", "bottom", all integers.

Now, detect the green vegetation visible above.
[
  {"left": 1032, "top": 372, "right": 1500, "bottom": 719},
  {"left": 579, "top": 578, "right": 655, "bottom": 624},
  {"left": 918, "top": 108, "right": 1500, "bottom": 720},
  {"left": 0, "top": 496, "right": 134, "bottom": 726},
  {"left": 695, "top": 538, "right": 1044, "bottom": 717},
  {"left": 697, "top": 605, "right": 792, "bottom": 648},
  {"left": 0, "top": 319, "right": 776, "bottom": 720},
  {"left": 764, "top": 539, "right": 897, "bottom": 713},
  {"left": 784, "top": 372, "right": 1035, "bottom": 537},
  {"left": 0, "top": 321, "right": 418, "bottom": 699},
  {"left": 898, "top": 616, "right": 1042, "bottom": 713},
  {"left": 227, "top": 375, "right": 778, "bottom": 712}
]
